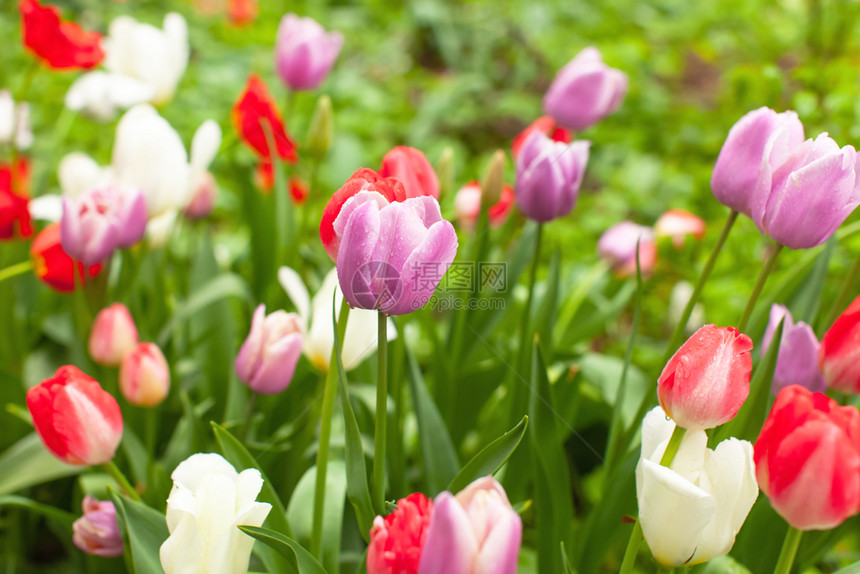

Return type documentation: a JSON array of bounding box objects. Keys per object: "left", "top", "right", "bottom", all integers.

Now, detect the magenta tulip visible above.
[
  {"left": 274, "top": 14, "right": 343, "bottom": 91},
  {"left": 761, "top": 304, "right": 826, "bottom": 394},
  {"left": 61, "top": 186, "right": 147, "bottom": 264},
  {"left": 235, "top": 304, "right": 304, "bottom": 394}
]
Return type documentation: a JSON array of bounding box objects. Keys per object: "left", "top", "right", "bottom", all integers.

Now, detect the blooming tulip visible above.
[
  {"left": 543, "top": 47, "right": 628, "bottom": 131},
  {"left": 511, "top": 116, "right": 571, "bottom": 160},
  {"left": 233, "top": 75, "right": 297, "bottom": 167},
  {"left": 657, "top": 324, "right": 753, "bottom": 430},
  {"left": 120, "top": 343, "right": 171, "bottom": 407},
  {"left": 0, "top": 91, "right": 33, "bottom": 150},
  {"left": 235, "top": 304, "right": 304, "bottom": 394},
  {"left": 26, "top": 365, "right": 123, "bottom": 465},
  {"left": 274, "top": 14, "right": 343, "bottom": 91},
  {"left": 334, "top": 193, "right": 458, "bottom": 315},
  {"left": 0, "top": 159, "right": 33, "bottom": 240},
  {"left": 596, "top": 221, "right": 657, "bottom": 277},
  {"left": 514, "top": 130, "right": 590, "bottom": 223},
  {"left": 379, "top": 146, "right": 440, "bottom": 199},
  {"left": 159, "top": 453, "right": 271, "bottom": 574},
  {"left": 711, "top": 107, "right": 803, "bottom": 217},
  {"left": 453, "top": 181, "right": 515, "bottom": 229},
  {"left": 73, "top": 496, "right": 123, "bottom": 558},
  {"left": 819, "top": 295, "right": 860, "bottom": 393},
  {"left": 761, "top": 304, "right": 825, "bottom": 393},
  {"left": 754, "top": 385, "right": 860, "bottom": 530},
  {"left": 31, "top": 223, "right": 102, "bottom": 293},
  {"left": 654, "top": 209, "right": 706, "bottom": 248},
  {"left": 636, "top": 407, "right": 757, "bottom": 567},
  {"left": 61, "top": 186, "right": 147, "bottom": 264},
  {"left": 89, "top": 303, "right": 139, "bottom": 366},
  {"left": 19, "top": 0, "right": 105, "bottom": 70},
  {"left": 367, "top": 492, "right": 434, "bottom": 574}
]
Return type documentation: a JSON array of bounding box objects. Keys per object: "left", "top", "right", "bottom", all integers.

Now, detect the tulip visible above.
[
  {"left": 235, "top": 304, "right": 304, "bottom": 394},
  {"left": 0, "top": 91, "right": 33, "bottom": 150},
  {"left": 274, "top": 14, "right": 343, "bottom": 91},
  {"left": 754, "top": 385, "right": 860, "bottom": 530},
  {"left": 227, "top": 0, "right": 257, "bottom": 27},
  {"left": 596, "top": 221, "right": 657, "bottom": 277},
  {"left": 185, "top": 172, "right": 217, "bottom": 220},
  {"left": 159, "top": 453, "right": 271, "bottom": 574},
  {"left": 185, "top": 120, "right": 222, "bottom": 220},
  {"left": 514, "top": 130, "right": 590, "bottom": 223},
  {"left": 26, "top": 365, "right": 123, "bottom": 465},
  {"left": 657, "top": 324, "right": 753, "bottom": 430},
  {"left": 73, "top": 496, "right": 123, "bottom": 558},
  {"left": 120, "top": 343, "right": 170, "bottom": 407},
  {"left": 543, "top": 47, "right": 628, "bottom": 131},
  {"left": 65, "top": 72, "right": 154, "bottom": 122},
  {"left": 419, "top": 476, "right": 522, "bottom": 574},
  {"left": 636, "top": 407, "right": 758, "bottom": 567},
  {"left": 334, "top": 193, "right": 458, "bottom": 315},
  {"left": 19, "top": 0, "right": 105, "bottom": 70},
  {"left": 819, "top": 295, "right": 860, "bottom": 393},
  {"left": 306, "top": 95, "right": 333, "bottom": 158},
  {"left": 453, "top": 181, "right": 515, "bottom": 230},
  {"left": 654, "top": 209, "right": 706, "bottom": 248},
  {"left": 89, "top": 303, "right": 139, "bottom": 366},
  {"left": 367, "top": 492, "right": 434, "bottom": 574},
  {"left": 31, "top": 223, "right": 102, "bottom": 293},
  {"left": 379, "top": 146, "right": 440, "bottom": 200},
  {"left": 0, "top": 158, "right": 33, "bottom": 240},
  {"left": 711, "top": 107, "right": 804, "bottom": 217},
  {"left": 61, "top": 186, "right": 147, "bottom": 264},
  {"left": 761, "top": 304, "right": 826, "bottom": 393},
  {"left": 511, "top": 116, "right": 571, "bottom": 160},
  {"left": 232, "top": 75, "right": 298, "bottom": 167},
  {"left": 752, "top": 132, "right": 860, "bottom": 249}
]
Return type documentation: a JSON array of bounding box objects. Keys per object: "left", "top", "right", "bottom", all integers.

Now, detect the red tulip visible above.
[
  {"left": 453, "top": 180, "right": 515, "bottom": 230},
  {"left": 754, "top": 385, "right": 860, "bottom": 530},
  {"left": 511, "top": 116, "right": 572, "bottom": 160},
  {"left": 819, "top": 295, "right": 860, "bottom": 393},
  {"left": 367, "top": 492, "right": 434, "bottom": 574},
  {"left": 30, "top": 223, "right": 102, "bottom": 293},
  {"left": 26, "top": 365, "right": 123, "bottom": 465},
  {"left": 379, "top": 146, "right": 440, "bottom": 199},
  {"left": 227, "top": 0, "right": 257, "bottom": 27},
  {"left": 232, "top": 75, "right": 297, "bottom": 174},
  {"left": 658, "top": 325, "right": 753, "bottom": 430},
  {"left": 0, "top": 158, "right": 32, "bottom": 240},
  {"left": 19, "top": 0, "right": 105, "bottom": 70}
]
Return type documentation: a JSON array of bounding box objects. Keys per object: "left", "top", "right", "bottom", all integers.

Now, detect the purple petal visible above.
[{"left": 417, "top": 492, "right": 476, "bottom": 574}]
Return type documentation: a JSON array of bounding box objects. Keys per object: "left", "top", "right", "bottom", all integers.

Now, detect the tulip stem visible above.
[
  {"left": 0, "top": 260, "right": 33, "bottom": 285},
  {"left": 372, "top": 312, "right": 389, "bottom": 514},
  {"left": 659, "top": 426, "right": 687, "bottom": 466},
  {"left": 737, "top": 244, "right": 784, "bottom": 333},
  {"left": 102, "top": 462, "right": 141, "bottom": 502},
  {"left": 774, "top": 526, "right": 803, "bottom": 574},
  {"left": 663, "top": 210, "right": 738, "bottom": 363}
]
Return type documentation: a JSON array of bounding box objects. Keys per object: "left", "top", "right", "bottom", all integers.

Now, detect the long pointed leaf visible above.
[
  {"left": 109, "top": 491, "right": 169, "bottom": 574},
  {"left": 239, "top": 525, "right": 327, "bottom": 574},
  {"left": 447, "top": 416, "right": 528, "bottom": 493}
]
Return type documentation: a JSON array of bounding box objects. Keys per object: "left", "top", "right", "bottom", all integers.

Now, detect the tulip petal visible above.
[
  {"left": 278, "top": 266, "right": 311, "bottom": 326},
  {"left": 390, "top": 219, "right": 458, "bottom": 315},
  {"left": 191, "top": 120, "right": 222, "bottom": 172},
  {"left": 418, "top": 492, "right": 477, "bottom": 574},
  {"left": 336, "top": 199, "right": 382, "bottom": 309}
]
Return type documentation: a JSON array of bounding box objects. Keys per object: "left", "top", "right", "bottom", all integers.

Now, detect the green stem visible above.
[
  {"left": 0, "top": 260, "right": 33, "bottom": 285},
  {"left": 659, "top": 426, "right": 687, "bottom": 466},
  {"left": 663, "top": 210, "right": 737, "bottom": 363},
  {"left": 240, "top": 392, "right": 257, "bottom": 443},
  {"left": 310, "top": 299, "right": 350, "bottom": 559},
  {"left": 824, "top": 248, "right": 860, "bottom": 328},
  {"left": 372, "top": 312, "right": 389, "bottom": 514},
  {"left": 101, "top": 462, "right": 141, "bottom": 502},
  {"left": 774, "top": 526, "right": 803, "bottom": 574},
  {"left": 737, "top": 244, "right": 784, "bottom": 333}
]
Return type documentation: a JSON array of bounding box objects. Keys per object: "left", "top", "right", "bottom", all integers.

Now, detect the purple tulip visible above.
[
  {"left": 751, "top": 133, "right": 860, "bottom": 249},
  {"left": 275, "top": 14, "right": 343, "bottom": 91},
  {"left": 543, "top": 47, "right": 628, "bottom": 132},
  {"left": 514, "top": 130, "right": 590, "bottom": 223},
  {"left": 761, "top": 304, "right": 826, "bottom": 394},
  {"left": 597, "top": 221, "right": 657, "bottom": 277},
  {"left": 711, "top": 107, "right": 804, "bottom": 217},
  {"left": 61, "top": 187, "right": 147, "bottom": 264},
  {"left": 418, "top": 476, "right": 522, "bottom": 574},
  {"left": 72, "top": 495, "right": 123, "bottom": 558},
  {"left": 235, "top": 304, "right": 304, "bottom": 394},
  {"left": 334, "top": 193, "right": 458, "bottom": 315}
]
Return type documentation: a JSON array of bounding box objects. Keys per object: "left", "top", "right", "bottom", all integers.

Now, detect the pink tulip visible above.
[
  {"left": 597, "top": 221, "right": 657, "bottom": 277},
  {"left": 89, "top": 303, "right": 139, "bottom": 366},
  {"left": 761, "top": 304, "right": 826, "bottom": 394},
  {"left": 73, "top": 495, "right": 123, "bottom": 557},
  {"left": 60, "top": 186, "right": 147, "bottom": 264},
  {"left": 379, "top": 146, "right": 440, "bottom": 200},
  {"left": 654, "top": 209, "right": 706, "bottom": 248},
  {"left": 120, "top": 342, "right": 170, "bottom": 407},
  {"left": 274, "top": 14, "right": 343, "bottom": 91},
  {"left": 235, "top": 304, "right": 304, "bottom": 394}
]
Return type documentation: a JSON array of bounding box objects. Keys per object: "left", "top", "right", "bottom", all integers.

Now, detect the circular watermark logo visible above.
[{"left": 352, "top": 261, "right": 403, "bottom": 311}]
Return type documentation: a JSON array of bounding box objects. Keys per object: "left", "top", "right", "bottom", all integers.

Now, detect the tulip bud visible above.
[
  {"left": 819, "top": 295, "right": 860, "bottom": 393},
  {"left": 305, "top": 95, "right": 333, "bottom": 159},
  {"left": 597, "top": 221, "right": 657, "bottom": 277},
  {"left": 61, "top": 186, "right": 148, "bottom": 264},
  {"left": 89, "top": 303, "right": 139, "bottom": 366},
  {"left": 73, "top": 495, "right": 123, "bottom": 557},
  {"left": 379, "top": 146, "right": 440, "bottom": 199},
  {"left": 31, "top": 223, "right": 102, "bottom": 293},
  {"left": 235, "top": 304, "right": 304, "bottom": 394},
  {"left": 120, "top": 343, "right": 170, "bottom": 407},
  {"left": 658, "top": 324, "right": 753, "bottom": 430},
  {"left": 367, "top": 492, "right": 434, "bottom": 574},
  {"left": 480, "top": 149, "right": 506, "bottom": 206},
  {"left": 26, "top": 365, "right": 123, "bottom": 465},
  {"left": 435, "top": 146, "right": 454, "bottom": 199},
  {"left": 274, "top": 14, "right": 343, "bottom": 91},
  {"left": 654, "top": 209, "right": 706, "bottom": 249},
  {"left": 761, "top": 305, "right": 825, "bottom": 394}
]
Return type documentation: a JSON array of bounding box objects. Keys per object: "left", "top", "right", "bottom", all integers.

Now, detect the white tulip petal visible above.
[
  {"left": 146, "top": 210, "right": 179, "bottom": 247},
  {"left": 0, "top": 91, "right": 13, "bottom": 143},
  {"left": 191, "top": 120, "right": 222, "bottom": 172},
  {"left": 28, "top": 195, "right": 63, "bottom": 222},
  {"left": 278, "top": 266, "right": 311, "bottom": 325}
]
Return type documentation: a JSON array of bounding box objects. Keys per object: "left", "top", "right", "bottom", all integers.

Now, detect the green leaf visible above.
[
  {"left": 239, "top": 526, "right": 328, "bottom": 574},
  {"left": 287, "top": 463, "right": 346, "bottom": 574},
  {"left": 0, "top": 433, "right": 82, "bottom": 496},
  {"left": 789, "top": 237, "right": 833, "bottom": 325},
  {"left": 0, "top": 495, "right": 76, "bottom": 527},
  {"left": 832, "top": 562, "right": 860, "bottom": 574},
  {"left": 447, "top": 416, "right": 528, "bottom": 493},
  {"left": 109, "top": 491, "right": 169, "bottom": 574}
]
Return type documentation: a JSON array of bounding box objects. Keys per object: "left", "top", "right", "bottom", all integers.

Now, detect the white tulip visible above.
[
  {"left": 160, "top": 453, "right": 271, "bottom": 574},
  {"left": 65, "top": 72, "right": 154, "bottom": 122},
  {"left": 0, "top": 91, "right": 32, "bottom": 150},
  {"left": 636, "top": 407, "right": 758, "bottom": 567}
]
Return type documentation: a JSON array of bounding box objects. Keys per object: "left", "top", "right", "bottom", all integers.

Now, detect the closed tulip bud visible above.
[
  {"left": 73, "top": 496, "right": 123, "bottom": 558},
  {"left": 305, "top": 94, "right": 333, "bottom": 159},
  {"left": 120, "top": 343, "right": 170, "bottom": 407},
  {"left": 480, "top": 149, "right": 506, "bottom": 206},
  {"left": 597, "top": 221, "right": 657, "bottom": 277},
  {"left": 159, "top": 453, "right": 271, "bottom": 574},
  {"left": 514, "top": 130, "right": 589, "bottom": 223},
  {"left": 762, "top": 304, "right": 825, "bottom": 394},
  {"left": 89, "top": 303, "right": 139, "bottom": 366},
  {"left": 31, "top": 223, "right": 102, "bottom": 293},
  {"left": 379, "top": 146, "right": 440, "bottom": 200},
  {"left": 819, "top": 295, "right": 860, "bottom": 393},
  {"left": 61, "top": 186, "right": 147, "bottom": 264},
  {"left": 274, "top": 14, "right": 343, "bottom": 91},
  {"left": 435, "top": 147, "right": 454, "bottom": 199},
  {"left": 26, "top": 366, "right": 123, "bottom": 466},
  {"left": 654, "top": 209, "right": 706, "bottom": 248},
  {"left": 543, "top": 47, "right": 628, "bottom": 131},
  {"left": 754, "top": 385, "right": 860, "bottom": 530},
  {"left": 454, "top": 181, "right": 515, "bottom": 230},
  {"left": 367, "top": 492, "right": 434, "bottom": 574},
  {"left": 511, "top": 116, "right": 571, "bottom": 160},
  {"left": 235, "top": 304, "right": 304, "bottom": 394},
  {"left": 658, "top": 324, "right": 753, "bottom": 430},
  {"left": 637, "top": 407, "right": 757, "bottom": 567}
]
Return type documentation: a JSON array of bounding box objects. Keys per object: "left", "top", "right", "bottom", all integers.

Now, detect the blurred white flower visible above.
[
  {"left": 0, "top": 91, "right": 33, "bottom": 150},
  {"left": 65, "top": 72, "right": 154, "bottom": 121},
  {"left": 668, "top": 281, "right": 705, "bottom": 334}
]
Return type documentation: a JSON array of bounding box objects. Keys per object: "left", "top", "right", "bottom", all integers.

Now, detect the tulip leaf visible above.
[
  {"left": 789, "top": 237, "right": 833, "bottom": 326},
  {"left": 109, "top": 491, "right": 169, "bottom": 574},
  {"left": 0, "top": 433, "right": 82, "bottom": 496},
  {"left": 286, "top": 463, "right": 346, "bottom": 574},
  {"left": 447, "top": 415, "right": 528, "bottom": 494},
  {"left": 239, "top": 526, "right": 328, "bottom": 574},
  {"left": 832, "top": 561, "right": 860, "bottom": 574},
  {"left": 0, "top": 495, "right": 76, "bottom": 527}
]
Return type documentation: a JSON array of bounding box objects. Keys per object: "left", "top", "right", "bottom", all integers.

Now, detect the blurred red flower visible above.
[
  {"left": 30, "top": 223, "right": 102, "bottom": 293},
  {"left": 232, "top": 75, "right": 297, "bottom": 164},
  {"left": 19, "top": 0, "right": 105, "bottom": 70},
  {"left": 0, "top": 158, "right": 33, "bottom": 240}
]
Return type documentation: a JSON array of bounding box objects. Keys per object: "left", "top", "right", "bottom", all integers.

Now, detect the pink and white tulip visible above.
[
  {"left": 73, "top": 496, "right": 123, "bottom": 557},
  {"left": 89, "top": 303, "right": 139, "bottom": 366},
  {"left": 120, "top": 342, "right": 171, "bottom": 407},
  {"left": 235, "top": 304, "right": 304, "bottom": 394},
  {"left": 61, "top": 186, "right": 147, "bottom": 264}
]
